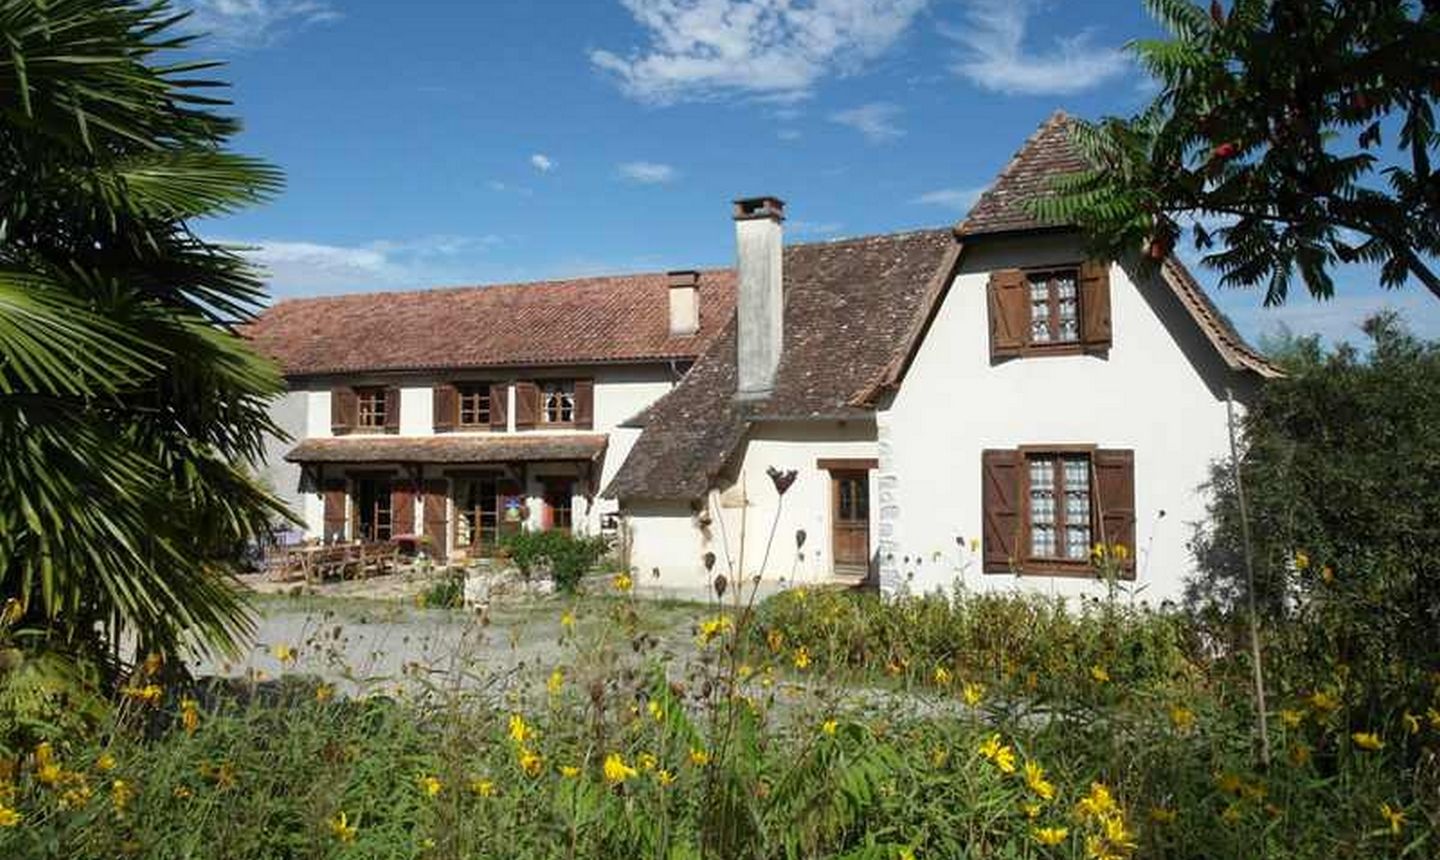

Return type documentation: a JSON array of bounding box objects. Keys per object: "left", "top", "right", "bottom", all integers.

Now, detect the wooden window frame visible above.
[
  {"left": 540, "top": 380, "right": 576, "bottom": 427},
  {"left": 1017, "top": 445, "right": 1095, "bottom": 576},
  {"left": 541, "top": 477, "right": 575, "bottom": 532},
  {"left": 1021, "top": 267, "right": 1084, "bottom": 356},
  {"left": 355, "top": 386, "right": 389, "bottom": 432},
  {"left": 456, "top": 382, "right": 493, "bottom": 429},
  {"left": 351, "top": 475, "right": 394, "bottom": 542}
]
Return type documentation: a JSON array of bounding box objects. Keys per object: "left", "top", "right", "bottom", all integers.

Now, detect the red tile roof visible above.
[
  {"left": 285, "top": 434, "right": 608, "bottom": 464},
  {"left": 956, "top": 109, "right": 1090, "bottom": 237},
  {"left": 246, "top": 270, "right": 736, "bottom": 376}
]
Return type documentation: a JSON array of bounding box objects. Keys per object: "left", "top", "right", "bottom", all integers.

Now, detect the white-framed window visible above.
[{"left": 541, "top": 381, "right": 575, "bottom": 424}]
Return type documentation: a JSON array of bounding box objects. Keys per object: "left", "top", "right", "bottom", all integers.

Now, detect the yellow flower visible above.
[
  {"left": 559, "top": 766, "right": 580, "bottom": 779},
  {"left": 518, "top": 748, "right": 543, "bottom": 777},
  {"left": 821, "top": 719, "right": 838, "bottom": 736},
  {"left": 612, "top": 572, "right": 633, "bottom": 593},
  {"left": 272, "top": 643, "right": 297, "bottom": 664},
  {"left": 1024, "top": 760, "right": 1055, "bottom": 800},
  {"left": 766, "top": 629, "right": 784, "bottom": 652},
  {"left": 698, "top": 616, "right": 732, "bottom": 643},
  {"left": 1402, "top": 711, "right": 1420, "bottom": 735},
  {"left": 1379, "top": 802, "right": 1405, "bottom": 836},
  {"left": 111, "top": 779, "right": 134, "bottom": 814},
  {"left": 180, "top": 698, "right": 200, "bottom": 736},
  {"left": 1308, "top": 690, "right": 1340, "bottom": 714},
  {"left": 1167, "top": 705, "right": 1195, "bottom": 732},
  {"left": 1428, "top": 708, "right": 1440, "bottom": 731},
  {"left": 547, "top": 668, "right": 564, "bottom": 696},
  {"left": 0, "top": 805, "right": 20, "bottom": 827},
  {"left": 330, "top": 810, "right": 358, "bottom": 843},
  {"left": 961, "top": 682, "right": 984, "bottom": 707},
  {"left": 646, "top": 699, "right": 663, "bottom": 721},
  {"left": 35, "top": 742, "right": 62, "bottom": 786},
  {"left": 1089, "top": 665, "right": 1110, "bottom": 684},
  {"left": 969, "top": 537, "right": 980, "bottom": 553},
  {"left": 471, "top": 778, "right": 497, "bottom": 796},
  {"left": 688, "top": 748, "right": 710, "bottom": 767},
  {"left": 637, "top": 752, "right": 657, "bottom": 772},
  {"left": 1215, "top": 772, "right": 1244, "bottom": 794},
  {"left": 978, "top": 734, "right": 1015, "bottom": 773},
  {"left": 173, "top": 786, "right": 193, "bottom": 800},
  {"left": 977, "top": 733, "right": 1002, "bottom": 760},
  {"left": 1113, "top": 544, "right": 1129, "bottom": 561},
  {"left": 560, "top": 610, "right": 575, "bottom": 629},
  {"left": 603, "top": 753, "right": 637, "bottom": 786},
  {"left": 1021, "top": 800, "right": 1042, "bottom": 819},
  {"left": 1278, "top": 708, "right": 1304, "bottom": 728},
  {"left": 418, "top": 775, "right": 442, "bottom": 797},
  {"left": 121, "top": 684, "right": 163, "bottom": 706},
  {"left": 315, "top": 684, "right": 334, "bottom": 704},
  {"left": 1075, "top": 783, "right": 1118, "bottom": 821},
  {"left": 793, "top": 647, "right": 811, "bottom": 670},
  {"left": 1293, "top": 550, "right": 1310, "bottom": 570},
  {"left": 96, "top": 753, "right": 117, "bottom": 773},
  {"left": 1289, "top": 744, "right": 1312, "bottom": 766},
  {"left": 508, "top": 713, "right": 534, "bottom": 744},
  {"left": 899, "top": 848, "right": 916, "bottom": 860},
  {"left": 656, "top": 769, "right": 676, "bottom": 786},
  {"left": 1033, "top": 826, "right": 1069, "bottom": 846},
  {"left": 1351, "top": 731, "right": 1384, "bottom": 751},
  {"left": 932, "top": 665, "right": 952, "bottom": 686},
  {"left": 1149, "top": 806, "right": 1177, "bottom": 824}
]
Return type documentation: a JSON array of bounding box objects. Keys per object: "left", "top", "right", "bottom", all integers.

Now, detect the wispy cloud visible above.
[
  {"left": 175, "top": 0, "right": 339, "bottom": 49},
  {"left": 777, "top": 128, "right": 802, "bottom": 141},
  {"left": 911, "top": 186, "right": 986, "bottom": 211},
  {"left": 789, "top": 220, "right": 845, "bottom": 238},
  {"left": 944, "top": 0, "right": 1126, "bottom": 96},
  {"left": 618, "top": 161, "right": 679, "bottom": 183},
  {"left": 591, "top": 0, "right": 929, "bottom": 103},
  {"left": 530, "top": 154, "right": 556, "bottom": 173},
  {"left": 227, "top": 234, "right": 503, "bottom": 297},
  {"left": 829, "top": 102, "right": 904, "bottom": 142}
]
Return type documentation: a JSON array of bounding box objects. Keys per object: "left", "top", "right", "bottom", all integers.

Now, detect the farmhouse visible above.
[{"left": 249, "top": 112, "right": 1279, "bottom": 601}]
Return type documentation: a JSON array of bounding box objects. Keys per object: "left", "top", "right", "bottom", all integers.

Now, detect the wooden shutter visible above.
[
  {"left": 981, "top": 449, "right": 1023, "bottom": 573},
  {"left": 574, "top": 379, "right": 595, "bottom": 429},
  {"left": 384, "top": 386, "right": 401, "bottom": 433},
  {"left": 1079, "top": 260, "right": 1112, "bottom": 351},
  {"left": 514, "top": 381, "right": 539, "bottom": 429},
  {"left": 330, "top": 387, "right": 357, "bottom": 435},
  {"left": 1093, "top": 449, "right": 1136, "bottom": 573},
  {"left": 422, "top": 479, "right": 448, "bottom": 560},
  {"left": 987, "top": 269, "right": 1028, "bottom": 359},
  {"left": 322, "top": 479, "right": 347, "bottom": 541},
  {"left": 433, "top": 384, "right": 457, "bottom": 432},
  {"left": 391, "top": 481, "right": 416, "bottom": 536},
  {"left": 489, "top": 382, "right": 508, "bottom": 431}
]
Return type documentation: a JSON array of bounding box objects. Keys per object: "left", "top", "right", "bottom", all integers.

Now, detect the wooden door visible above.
[{"left": 831, "top": 471, "right": 870, "bottom": 573}]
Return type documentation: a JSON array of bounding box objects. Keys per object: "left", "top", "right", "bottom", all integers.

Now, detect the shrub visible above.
[
  {"left": 418, "top": 570, "right": 465, "bottom": 609},
  {"left": 500, "top": 531, "right": 611, "bottom": 592}
]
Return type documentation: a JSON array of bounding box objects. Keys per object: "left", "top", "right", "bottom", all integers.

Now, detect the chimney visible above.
[
  {"left": 733, "top": 196, "right": 784, "bottom": 399},
  {"left": 667, "top": 270, "right": 700, "bottom": 336}
]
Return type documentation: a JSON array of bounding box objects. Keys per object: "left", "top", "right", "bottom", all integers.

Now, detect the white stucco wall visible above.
[{"left": 878, "top": 234, "right": 1245, "bottom": 604}]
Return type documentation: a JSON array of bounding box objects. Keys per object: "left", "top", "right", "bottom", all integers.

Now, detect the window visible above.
[
  {"left": 1026, "top": 453, "right": 1091, "bottom": 562},
  {"left": 541, "top": 381, "right": 575, "bottom": 424},
  {"left": 353, "top": 477, "right": 392, "bottom": 542},
  {"left": 454, "top": 477, "right": 499, "bottom": 553},
  {"left": 356, "top": 387, "right": 388, "bottom": 429},
  {"left": 458, "top": 384, "right": 492, "bottom": 427},
  {"left": 542, "top": 478, "right": 574, "bottom": 531},
  {"left": 1026, "top": 269, "right": 1080, "bottom": 346}
]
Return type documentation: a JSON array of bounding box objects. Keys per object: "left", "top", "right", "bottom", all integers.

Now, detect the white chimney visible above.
[
  {"left": 667, "top": 270, "right": 700, "bottom": 336},
  {"left": 733, "top": 196, "right": 784, "bottom": 399}
]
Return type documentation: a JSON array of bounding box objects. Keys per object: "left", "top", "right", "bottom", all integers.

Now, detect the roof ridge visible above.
[{"left": 955, "top": 109, "right": 1076, "bottom": 236}]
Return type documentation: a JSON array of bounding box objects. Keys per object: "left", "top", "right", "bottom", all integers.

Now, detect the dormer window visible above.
[
  {"left": 356, "top": 387, "right": 389, "bottom": 430},
  {"left": 541, "top": 381, "right": 575, "bottom": 425},
  {"left": 1027, "top": 269, "right": 1080, "bottom": 345},
  {"left": 987, "top": 261, "right": 1112, "bottom": 360}
]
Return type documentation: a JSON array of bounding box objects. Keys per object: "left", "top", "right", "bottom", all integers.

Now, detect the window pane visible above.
[
  {"left": 1062, "top": 456, "right": 1091, "bottom": 560},
  {"left": 1029, "top": 281, "right": 1052, "bottom": 343},
  {"left": 1055, "top": 275, "right": 1079, "bottom": 342},
  {"left": 1029, "top": 456, "right": 1056, "bottom": 558}
]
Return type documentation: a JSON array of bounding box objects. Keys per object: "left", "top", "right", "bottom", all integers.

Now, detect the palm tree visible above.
[{"left": 0, "top": 0, "right": 290, "bottom": 677}]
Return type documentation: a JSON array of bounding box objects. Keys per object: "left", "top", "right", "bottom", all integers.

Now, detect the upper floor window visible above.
[
  {"left": 356, "top": 387, "right": 388, "bottom": 430},
  {"left": 541, "top": 381, "right": 575, "bottom": 425},
  {"left": 1027, "top": 269, "right": 1080, "bottom": 345},
  {"left": 458, "top": 383, "right": 492, "bottom": 427}
]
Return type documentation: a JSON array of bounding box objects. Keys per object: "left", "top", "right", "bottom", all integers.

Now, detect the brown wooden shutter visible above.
[
  {"left": 574, "top": 379, "right": 595, "bottom": 429},
  {"left": 489, "top": 382, "right": 508, "bottom": 431},
  {"left": 384, "top": 386, "right": 401, "bottom": 433},
  {"left": 981, "top": 449, "right": 1023, "bottom": 573},
  {"left": 514, "top": 381, "right": 539, "bottom": 429},
  {"left": 1079, "top": 260, "right": 1112, "bottom": 351},
  {"left": 330, "top": 387, "right": 357, "bottom": 435},
  {"left": 433, "top": 384, "right": 457, "bottom": 432},
  {"left": 391, "top": 481, "right": 415, "bottom": 536},
  {"left": 322, "top": 479, "right": 347, "bottom": 541},
  {"left": 987, "top": 269, "right": 1028, "bottom": 359},
  {"left": 422, "top": 479, "right": 448, "bottom": 560},
  {"left": 1093, "top": 449, "right": 1136, "bottom": 573}
]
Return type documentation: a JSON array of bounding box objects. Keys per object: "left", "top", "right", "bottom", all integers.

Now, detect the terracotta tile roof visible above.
[
  {"left": 604, "top": 229, "right": 955, "bottom": 502},
  {"left": 956, "top": 109, "right": 1089, "bottom": 237},
  {"left": 246, "top": 270, "right": 736, "bottom": 376},
  {"left": 285, "top": 434, "right": 607, "bottom": 464}
]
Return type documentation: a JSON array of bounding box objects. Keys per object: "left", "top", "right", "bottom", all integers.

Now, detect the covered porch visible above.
[{"left": 284, "top": 434, "right": 609, "bottom": 561}]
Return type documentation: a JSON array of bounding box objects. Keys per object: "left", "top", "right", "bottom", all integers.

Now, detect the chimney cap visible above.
[
  {"left": 733, "top": 196, "right": 785, "bottom": 222},
  {"left": 666, "top": 269, "right": 700, "bottom": 287}
]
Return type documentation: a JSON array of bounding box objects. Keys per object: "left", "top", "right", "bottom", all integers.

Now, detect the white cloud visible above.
[
  {"left": 911, "top": 186, "right": 986, "bottom": 211},
  {"left": 591, "top": 0, "right": 929, "bottom": 103},
  {"left": 789, "top": 220, "right": 844, "bottom": 237},
  {"left": 226, "top": 234, "right": 503, "bottom": 297},
  {"left": 176, "top": 0, "right": 339, "bottom": 49},
  {"left": 777, "top": 128, "right": 802, "bottom": 141},
  {"left": 829, "top": 102, "right": 904, "bottom": 142},
  {"left": 618, "top": 161, "right": 679, "bottom": 183},
  {"left": 530, "top": 154, "right": 555, "bottom": 173},
  {"left": 944, "top": 0, "right": 1127, "bottom": 96}
]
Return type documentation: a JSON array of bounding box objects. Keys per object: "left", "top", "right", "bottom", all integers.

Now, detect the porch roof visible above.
[{"left": 284, "top": 434, "right": 608, "bottom": 464}]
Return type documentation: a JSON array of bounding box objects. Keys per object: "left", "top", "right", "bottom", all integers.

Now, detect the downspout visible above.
[{"left": 1227, "top": 386, "right": 1271, "bottom": 768}]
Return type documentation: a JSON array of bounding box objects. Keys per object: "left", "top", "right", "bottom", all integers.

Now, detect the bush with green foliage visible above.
[{"left": 501, "top": 530, "right": 612, "bottom": 592}]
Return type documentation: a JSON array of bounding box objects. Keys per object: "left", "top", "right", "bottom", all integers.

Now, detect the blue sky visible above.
[{"left": 182, "top": 0, "right": 1435, "bottom": 345}]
